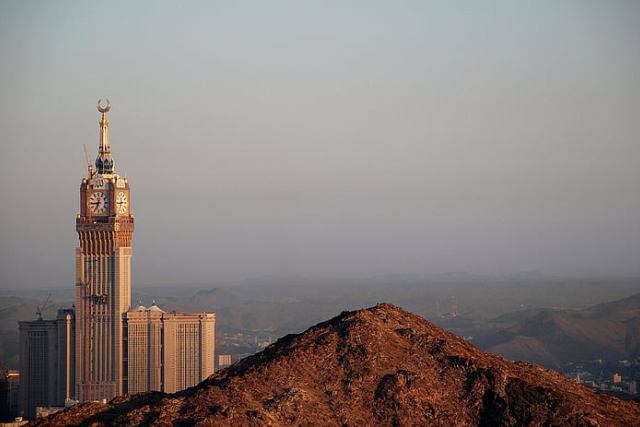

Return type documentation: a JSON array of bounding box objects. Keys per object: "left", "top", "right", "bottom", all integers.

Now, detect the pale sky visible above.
[{"left": 1, "top": 1, "right": 639, "bottom": 289}]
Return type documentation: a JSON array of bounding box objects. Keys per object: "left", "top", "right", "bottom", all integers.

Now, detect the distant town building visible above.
[
  {"left": 256, "top": 336, "right": 273, "bottom": 348},
  {"left": 217, "top": 355, "right": 233, "bottom": 371},
  {"left": 613, "top": 373, "right": 622, "bottom": 384},
  {"left": 18, "top": 309, "right": 75, "bottom": 418},
  {"left": 35, "top": 407, "right": 64, "bottom": 419},
  {"left": 124, "top": 305, "right": 215, "bottom": 393}
]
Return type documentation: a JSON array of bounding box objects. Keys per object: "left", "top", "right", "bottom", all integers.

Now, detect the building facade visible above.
[
  {"left": 18, "top": 309, "right": 75, "bottom": 418},
  {"left": 124, "top": 305, "right": 164, "bottom": 393},
  {"left": 124, "top": 305, "right": 215, "bottom": 394},
  {"left": 74, "top": 100, "right": 134, "bottom": 402}
]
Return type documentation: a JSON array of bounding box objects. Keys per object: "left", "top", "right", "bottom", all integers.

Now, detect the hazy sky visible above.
[{"left": 1, "top": 1, "right": 639, "bottom": 289}]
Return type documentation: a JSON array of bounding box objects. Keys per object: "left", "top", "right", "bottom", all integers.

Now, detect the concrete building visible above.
[
  {"left": 217, "top": 355, "right": 232, "bottom": 371},
  {"left": 162, "top": 310, "right": 215, "bottom": 393},
  {"left": 124, "top": 305, "right": 215, "bottom": 394},
  {"left": 18, "top": 309, "right": 75, "bottom": 419},
  {"left": 74, "top": 100, "right": 134, "bottom": 402},
  {"left": 124, "top": 304, "right": 164, "bottom": 393}
]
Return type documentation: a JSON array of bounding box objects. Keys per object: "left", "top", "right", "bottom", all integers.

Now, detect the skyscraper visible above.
[
  {"left": 18, "top": 309, "right": 75, "bottom": 418},
  {"left": 75, "top": 100, "right": 134, "bottom": 401}
]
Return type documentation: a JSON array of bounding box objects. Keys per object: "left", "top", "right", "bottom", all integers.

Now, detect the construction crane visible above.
[
  {"left": 35, "top": 294, "right": 52, "bottom": 321},
  {"left": 83, "top": 144, "right": 94, "bottom": 177}
]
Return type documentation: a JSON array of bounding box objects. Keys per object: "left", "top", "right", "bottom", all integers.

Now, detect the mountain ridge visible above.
[{"left": 477, "top": 293, "right": 640, "bottom": 367}]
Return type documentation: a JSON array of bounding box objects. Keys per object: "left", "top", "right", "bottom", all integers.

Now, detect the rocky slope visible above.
[{"left": 35, "top": 303, "right": 640, "bottom": 426}]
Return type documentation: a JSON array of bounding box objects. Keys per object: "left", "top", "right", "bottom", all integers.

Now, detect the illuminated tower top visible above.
[{"left": 95, "top": 99, "right": 114, "bottom": 174}]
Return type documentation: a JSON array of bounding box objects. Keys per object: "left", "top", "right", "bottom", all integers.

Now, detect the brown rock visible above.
[{"left": 34, "top": 303, "right": 640, "bottom": 426}]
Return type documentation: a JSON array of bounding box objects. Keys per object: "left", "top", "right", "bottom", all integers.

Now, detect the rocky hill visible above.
[{"left": 35, "top": 303, "right": 640, "bottom": 426}]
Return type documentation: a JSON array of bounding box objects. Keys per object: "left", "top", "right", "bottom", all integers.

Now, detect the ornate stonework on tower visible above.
[{"left": 75, "top": 100, "right": 134, "bottom": 401}]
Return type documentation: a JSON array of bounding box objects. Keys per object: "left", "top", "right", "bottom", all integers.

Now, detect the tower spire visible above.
[{"left": 96, "top": 99, "right": 114, "bottom": 174}]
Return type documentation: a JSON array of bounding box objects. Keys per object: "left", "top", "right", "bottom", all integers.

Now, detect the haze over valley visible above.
[{"left": 3, "top": 273, "right": 640, "bottom": 373}]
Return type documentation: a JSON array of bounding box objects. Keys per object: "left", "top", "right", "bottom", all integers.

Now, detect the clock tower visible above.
[{"left": 75, "top": 100, "right": 134, "bottom": 401}]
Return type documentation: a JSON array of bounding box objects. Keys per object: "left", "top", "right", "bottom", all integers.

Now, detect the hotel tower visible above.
[
  {"left": 75, "top": 100, "right": 134, "bottom": 401},
  {"left": 18, "top": 102, "right": 214, "bottom": 417}
]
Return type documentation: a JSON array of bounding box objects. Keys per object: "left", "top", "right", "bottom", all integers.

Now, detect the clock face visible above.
[
  {"left": 89, "top": 192, "right": 108, "bottom": 214},
  {"left": 116, "top": 191, "right": 128, "bottom": 214}
]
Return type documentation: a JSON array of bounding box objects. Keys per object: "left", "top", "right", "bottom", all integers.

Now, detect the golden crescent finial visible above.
[{"left": 97, "top": 99, "right": 111, "bottom": 113}]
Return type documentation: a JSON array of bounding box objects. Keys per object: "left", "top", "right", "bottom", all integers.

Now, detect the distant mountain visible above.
[
  {"left": 36, "top": 304, "right": 640, "bottom": 426},
  {"left": 476, "top": 293, "right": 640, "bottom": 368},
  {"left": 4, "top": 276, "right": 640, "bottom": 370}
]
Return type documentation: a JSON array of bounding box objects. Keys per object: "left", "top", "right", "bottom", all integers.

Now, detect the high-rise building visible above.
[
  {"left": 18, "top": 309, "right": 74, "bottom": 418},
  {"left": 123, "top": 305, "right": 164, "bottom": 394},
  {"left": 74, "top": 100, "right": 134, "bottom": 402},
  {"left": 17, "top": 102, "right": 216, "bottom": 414},
  {"left": 158, "top": 310, "right": 215, "bottom": 393},
  {"left": 124, "top": 305, "right": 215, "bottom": 394}
]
